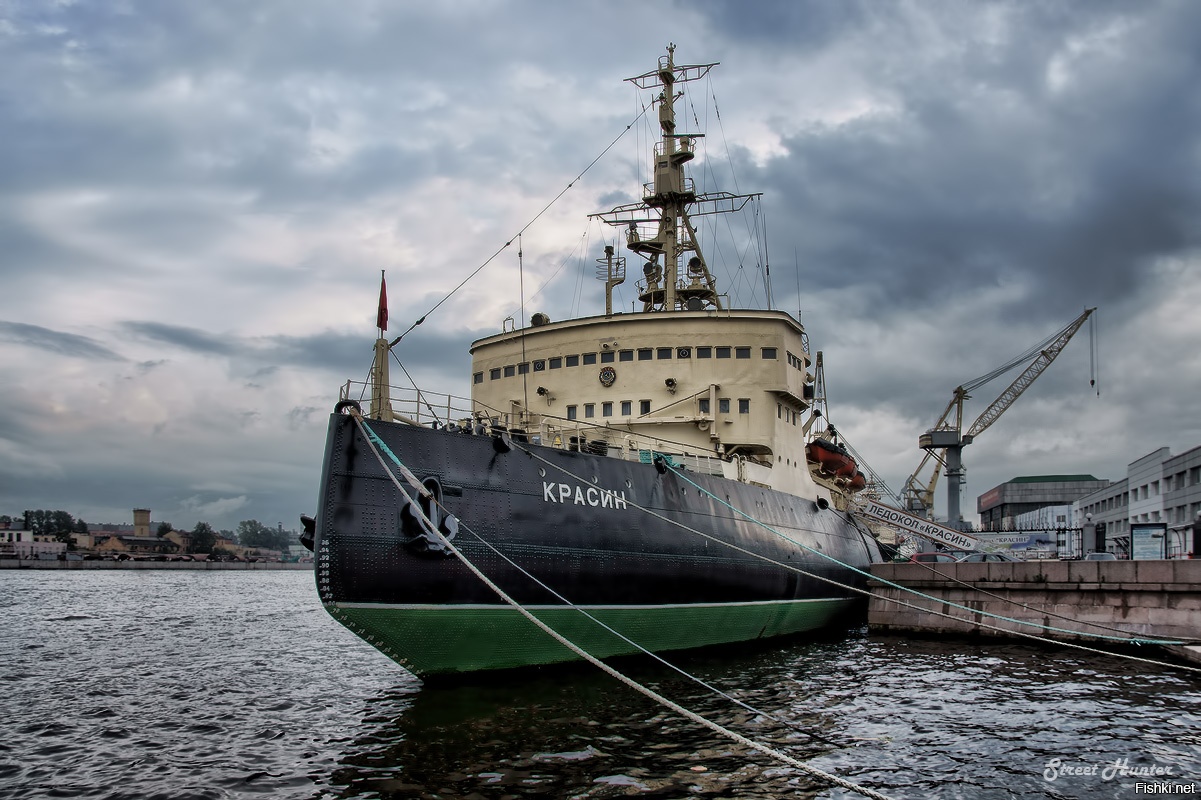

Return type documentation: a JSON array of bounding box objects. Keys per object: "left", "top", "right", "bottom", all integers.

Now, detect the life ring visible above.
[{"left": 334, "top": 399, "right": 362, "bottom": 415}]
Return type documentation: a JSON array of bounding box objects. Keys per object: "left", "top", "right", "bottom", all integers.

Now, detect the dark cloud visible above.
[
  {"left": 753, "top": 12, "right": 1201, "bottom": 321},
  {"left": 2, "top": 1, "right": 1199, "bottom": 529},
  {"left": 688, "top": 0, "right": 872, "bottom": 47},
  {"left": 115, "top": 318, "right": 480, "bottom": 387},
  {"left": 0, "top": 321, "right": 125, "bottom": 361},
  {"left": 122, "top": 321, "right": 238, "bottom": 356}
]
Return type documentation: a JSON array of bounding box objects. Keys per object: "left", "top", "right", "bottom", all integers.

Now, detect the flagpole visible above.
[{"left": 370, "top": 270, "right": 393, "bottom": 422}]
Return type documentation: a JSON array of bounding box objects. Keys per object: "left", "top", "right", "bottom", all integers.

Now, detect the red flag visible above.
[{"left": 376, "top": 272, "right": 388, "bottom": 331}]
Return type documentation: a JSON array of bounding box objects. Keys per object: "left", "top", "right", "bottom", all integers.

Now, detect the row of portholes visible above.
[{"left": 476, "top": 346, "right": 782, "bottom": 383}]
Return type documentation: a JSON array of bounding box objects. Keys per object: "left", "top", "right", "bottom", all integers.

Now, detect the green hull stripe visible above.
[
  {"left": 326, "top": 598, "right": 859, "bottom": 675},
  {"left": 334, "top": 598, "right": 838, "bottom": 611}
]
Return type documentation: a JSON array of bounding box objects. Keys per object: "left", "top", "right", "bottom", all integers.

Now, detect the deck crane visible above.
[{"left": 901, "top": 307, "right": 1097, "bottom": 527}]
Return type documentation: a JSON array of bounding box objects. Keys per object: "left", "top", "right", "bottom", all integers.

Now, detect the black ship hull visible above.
[{"left": 314, "top": 413, "right": 882, "bottom": 675}]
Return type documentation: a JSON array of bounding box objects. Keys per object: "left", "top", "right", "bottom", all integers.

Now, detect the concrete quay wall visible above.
[{"left": 868, "top": 560, "right": 1201, "bottom": 647}]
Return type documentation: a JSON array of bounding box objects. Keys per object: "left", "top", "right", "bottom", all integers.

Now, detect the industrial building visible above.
[{"left": 976, "top": 475, "right": 1110, "bottom": 531}]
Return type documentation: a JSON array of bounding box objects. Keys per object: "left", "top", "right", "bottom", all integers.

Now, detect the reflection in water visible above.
[
  {"left": 327, "top": 644, "right": 849, "bottom": 799},
  {"left": 323, "top": 633, "right": 1201, "bottom": 800}
]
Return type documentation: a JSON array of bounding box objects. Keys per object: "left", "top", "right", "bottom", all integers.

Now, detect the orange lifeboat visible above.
[
  {"left": 806, "top": 438, "right": 856, "bottom": 477},
  {"left": 848, "top": 470, "right": 867, "bottom": 492}
]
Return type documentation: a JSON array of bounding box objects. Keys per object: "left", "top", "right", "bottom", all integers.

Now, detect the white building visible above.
[
  {"left": 0, "top": 529, "right": 67, "bottom": 559},
  {"left": 1074, "top": 444, "right": 1201, "bottom": 559}
]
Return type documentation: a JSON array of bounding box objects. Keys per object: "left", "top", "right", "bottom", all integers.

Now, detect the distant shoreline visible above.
[{"left": 0, "top": 558, "right": 313, "bottom": 571}]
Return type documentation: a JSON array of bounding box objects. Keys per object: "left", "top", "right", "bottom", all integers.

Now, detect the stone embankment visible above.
[{"left": 868, "top": 559, "right": 1201, "bottom": 665}]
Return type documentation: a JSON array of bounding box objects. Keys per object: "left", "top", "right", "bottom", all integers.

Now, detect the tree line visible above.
[{"left": 3, "top": 511, "right": 300, "bottom": 555}]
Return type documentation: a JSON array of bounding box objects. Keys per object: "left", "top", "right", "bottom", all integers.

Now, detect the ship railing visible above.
[
  {"left": 339, "top": 381, "right": 475, "bottom": 428},
  {"left": 640, "top": 175, "right": 696, "bottom": 198},
  {"left": 533, "top": 419, "right": 726, "bottom": 477},
  {"left": 337, "top": 382, "right": 726, "bottom": 475},
  {"left": 462, "top": 408, "right": 725, "bottom": 476}
]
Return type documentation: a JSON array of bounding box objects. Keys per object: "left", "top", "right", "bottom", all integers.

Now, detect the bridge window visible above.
[
  {"left": 621, "top": 401, "right": 632, "bottom": 416},
  {"left": 739, "top": 398, "right": 750, "bottom": 414},
  {"left": 583, "top": 353, "right": 597, "bottom": 365},
  {"left": 567, "top": 405, "right": 577, "bottom": 420},
  {"left": 549, "top": 357, "right": 562, "bottom": 369},
  {"left": 699, "top": 398, "right": 710, "bottom": 414},
  {"left": 518, "top": 363, "right": 530, "bottom": 374},
  {"left": 601, "top": 351, "right": 615, "bottom": 363},
  {"left": 638, "top": 348, "right": 653, "bottom": 360},
  {"left": 697, "top": 346, "right": 712, "bottom": 358},
  {"left": 657, "top": 347, "right": 672, "bottom": 359},
  {"left": 584, "top": 403, "right": 595, "bottom": 418},
  {"left": 602, "top": 402, "right": 613, "bottom": 417},
  {"left": 719, "top": 398, "right": 730, "bottom": 414},
  {"left": 533, "top": 360, "right": 545, "bottom": 371},
  {"left": 716, "top": 347, "right": 731, "bottom": 359},
  {"left": 566, "top": 355, "right": 580, "bottom": 367},
  {"left": 474, "top": 372, "right": 484, "bottom": 384},
  {"left": 504, "top": 365, "right": 516, "bottom": 377},
  {"left": 736, "top": 347, "right": 751, "bottom": 359},
  {"left": 490, "top": 368, "right": 502, "bottom": 380},
  {"left": 762, "top": 347, "right": 777, "bottom": 359},
  {"left": 619, "top": 350, "right": 634, "bottom": 362},
  {"left": 640, "top": 399, "right": 651, "bottom": 415}
]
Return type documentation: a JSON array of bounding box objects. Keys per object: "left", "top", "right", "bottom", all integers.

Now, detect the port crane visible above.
[{"left": 901, "top": 307, "right": 1097, "bottom": 527}]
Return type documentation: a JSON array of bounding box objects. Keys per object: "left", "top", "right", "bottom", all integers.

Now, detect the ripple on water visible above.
[{"left": 2, "top": 572, "right": 1199, "bottom": 799}]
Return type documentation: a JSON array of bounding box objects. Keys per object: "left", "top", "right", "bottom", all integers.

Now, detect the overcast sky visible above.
[{"left": 2, "top": 1, "right": 1199, "bottom": 533}]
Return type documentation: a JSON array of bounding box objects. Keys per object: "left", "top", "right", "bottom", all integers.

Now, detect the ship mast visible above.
[{"left": 593, "top": 44, "right": 760, "bottom": 313}]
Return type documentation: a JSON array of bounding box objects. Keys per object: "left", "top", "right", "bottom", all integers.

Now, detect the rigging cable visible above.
[
  {"left": 1090, "top": 308, "right": 1100, "bottom": 395},
  {"left": 387, "top": 350, "right": 443, "bottom": 424},
  {"left": 763, "top": 204, "right": 773, "bottom": 310},
  {"left": 391, "top": 103, "right": 652, "bottom": 344}
]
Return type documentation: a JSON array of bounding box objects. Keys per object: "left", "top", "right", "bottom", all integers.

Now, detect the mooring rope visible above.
[
  {"left": 452, "top": 518, "right": 843, "bottom": 745},
  {"left": 509, "top": 441, "right": 1201, "bottom": 674},
  {"left": 660, "top": 459, "right": 1186, "bottom": 647},
  {"left": 349, "top": 413, "right": 893, "bottom": 800}
]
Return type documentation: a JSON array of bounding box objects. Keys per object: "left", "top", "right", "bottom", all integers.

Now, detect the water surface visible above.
[{"left": 1, "top": 570, "right": 1197, "bottom": 799}]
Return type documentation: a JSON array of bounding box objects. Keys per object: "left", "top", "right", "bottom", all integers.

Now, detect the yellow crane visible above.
[{"left": 901, "top": 307, "right": 1097, "bottom": 527}]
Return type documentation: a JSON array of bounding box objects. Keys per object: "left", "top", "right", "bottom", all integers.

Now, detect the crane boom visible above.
[
  {"left": 964, "top": 308, "right": 1095, "bottom": 441},
  {"left": 901, "top": 307, "right": 1097, "bottom": 526}
]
